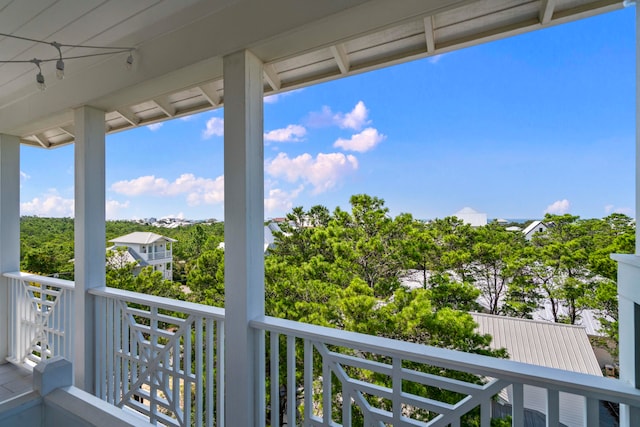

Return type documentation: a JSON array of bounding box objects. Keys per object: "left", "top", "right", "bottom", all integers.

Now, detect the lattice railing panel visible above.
[
  {"left": 5, "top": 272, "right": 75, "bottom": 366},
  {"left": 92, "top": 287, "right": 225, "bottom": 427},
  {"left": 253, "top": 316, "right": 640, "bottom": 427}
]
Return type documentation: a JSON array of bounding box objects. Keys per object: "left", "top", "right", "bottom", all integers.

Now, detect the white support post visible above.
[
  {"left": 613, "top": 5, "right": 640, "bottom": 426},
  {"left": 0, "top": 134, "right": 20, "bottom": 362},
  {"left": 73, "top": 106, "right": 106, "bottom": 392},
  {"left": 223, "top": 49, "right": 265, "bottom": 427}
]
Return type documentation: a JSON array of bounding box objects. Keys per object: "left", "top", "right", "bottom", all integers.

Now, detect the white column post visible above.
[
  {"left": 613, "top": 5, "right": 640, "bottom": 425},
  {"left": 73, "top": 106, "right": 106, "bottom": 392},
  {"left": 0, "top": 134, "right": 20, "bottom": 362},
  {"left": 223, "top": 49, "right": 265, "bottom": 427}
]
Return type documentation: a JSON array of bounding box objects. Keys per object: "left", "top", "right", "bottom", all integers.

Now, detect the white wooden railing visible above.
[
  {"left": 5, "top": 271, "right": 75, "bottom": 366},
  {"left": 5, "top": 273, "right": 640, "bottom": 426},
  {"left": 146, "top": 251, "right": 171, "bottom": 261},
  {"left": 252, "top": 315, "right": 640, "bottom": 427},
  {"left": 90, "top": 287, "right": 225, "bottom": 427}
]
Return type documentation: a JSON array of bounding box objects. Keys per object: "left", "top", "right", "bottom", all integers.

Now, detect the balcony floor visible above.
[{"left": 0, "top": 363, "right": 31, "bottom": 402}]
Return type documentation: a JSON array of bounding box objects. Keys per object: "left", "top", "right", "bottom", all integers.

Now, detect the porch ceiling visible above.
[{"left": 0, "top": 0, "right": 625, "bottom": 148}]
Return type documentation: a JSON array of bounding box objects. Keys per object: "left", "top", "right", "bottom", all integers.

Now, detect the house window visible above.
[{"left": 539, "top": 227, "right": 543, "bottom": 232}]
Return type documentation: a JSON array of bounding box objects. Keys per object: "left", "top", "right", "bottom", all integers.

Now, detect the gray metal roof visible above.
[{"left": 471, "top": 312, "right": 602, "bottom": 376}]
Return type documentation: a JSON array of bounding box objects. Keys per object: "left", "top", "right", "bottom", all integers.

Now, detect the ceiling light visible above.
[
  {"left": 32, "top": 60, "right": 45, "bottom": 91},
  {"left": 56, "top": 59, "right": 65, "bottom": 79},
  {"left": 53, "top": 42, "right": 64, "bottom": 79}
]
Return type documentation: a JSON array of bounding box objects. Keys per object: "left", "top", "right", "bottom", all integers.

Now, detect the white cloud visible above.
[
  {"left": 428, "top": 54, "right": 443, "bottom": 64},
  {"left": 305, "top": 106, "right": 335, "bottom": 128},
  {"left": 202, "top": 117, "right": 224, "bottom": 139},
  {"left": 305, "top": 101, "right": 371, "bottom": 130},
  {"left": 264, "top": 186, "right": 304, "bottom": 213},
  {"left": 21, "top": 191, "right": 74, "bottom": 217},
  {"left": 20, "top": 171, "right": 30, "bottom": 188},
  {"left": 161, "top": 212, "right": 186, "bottom": 219},
  {"left": 147, "top": 123, "right": 163, "bottom": 131},
  {"left": 333, "top": 127, "right": 385, "bottom": 152},
  {"left": 111, "top": 173, "right": 225, "bottom": 206},
  {"left": 106, "top": 200, "right": 130, "bottom": 219},
  {"left": 266, "top": 152, "right": 358, "bottom": 194},
  {"left": 264, "top": 124, "right": 307, "bottom": 142},
  {"left": 544, "top": 199, "right": 570, "bottom": 215},
  {"left": 605, "top": 204, "right": 633, "bottom": 216},
  {"left": 264, "top": 89, "right": 303, "bottom": 104},
  {"left": 335, "top": 101, "right": 370, "bottom": 130},
  {"left": 111, "top": 175, "right": 170, "bottom": 196}
]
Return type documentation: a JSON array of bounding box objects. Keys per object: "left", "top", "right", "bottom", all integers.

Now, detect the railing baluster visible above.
[
  {"left": 480, "top": 398, "right": 491, "bottom": 427},
  {"left": 271, "top": 331, "right": 280, "bottom": 427},
  {"left": 585, "top": 397, "right": 599, "bottom": 427},
  {"left": 206, "top": 317, "right": 214, "bottom": 427},
  {"left": 257, "top": 327, "right": 266, "bottom": 427},
  {"left": 185, "top": 315, "right": 192, "bottom": 426},
  {"left": 106, "top": 296, "right": 114, "bottom": 403},
  {"left": 97, "top": 294, "right": 105, "bottom": 399},
  {"left": 196, "top": 317, "right": 204, "bottom": 427},
  {"left": 512, "top": 383, "right": 524, "bottom": 427},
  {"left": 546, "top": 388, "right": 559, "bottom": 427},
  {"left": 287, "top": 335, "right": 296, "bottom": 427},
  {"left": 392, "top": 357, "right": 401, "bottom": 425},
  {"left": 217, "top": 319, "right": 225, "bottom": 427},
  {"left": 304, "top": 339, "right": 312, "bottom": 423}
]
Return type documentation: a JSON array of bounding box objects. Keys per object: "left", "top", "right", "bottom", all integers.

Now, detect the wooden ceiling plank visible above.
[
  {"left": 330, "top": 44, "right": 350, "bottom": 74},
  {"left": 423, "top": 15, "right": 436, "bottom": 53},
  {"left": 540, "top": 0, "right": 556, "bottom": 25}
]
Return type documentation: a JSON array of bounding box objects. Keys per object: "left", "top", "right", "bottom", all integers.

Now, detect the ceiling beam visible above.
[
  {"left": 330, "top": 44, "right": 350, "bottom": 74},
  {"left": 116, "top": 109, "right": 141, "bottom": 126},
  {"left": 33, "top": 134, "right": 50, "bottom": 149},
  {"left": 152, "top": 98, "right": 176, "bottom": 117},
  {"left": 198, "top": 83, "right": 222, "bottom": 106},
  {"left": 59, "top": 126, "right": 75, "bottom": 138},
  {"left": 539, "top": 0, "right": 556, "bottom": 25},
  {"left": 423, "top": 16, "right": 436, "bottom": 53},
  {"left": 263, "top": 64, "right": 281, "bottom": 91}
]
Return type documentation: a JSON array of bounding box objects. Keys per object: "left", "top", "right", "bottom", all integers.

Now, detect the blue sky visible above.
[{"left": 20, "top": 7, "right": 636, "bottom": 221}]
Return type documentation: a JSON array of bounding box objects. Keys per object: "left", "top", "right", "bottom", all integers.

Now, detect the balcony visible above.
[
  {"left": 4, "top": 272, "right": 640, "bottom": 426},
  {"left": 0, "top": 1, "right": 638, "bottom": 426},
  {"left": 143, "top": 251, "right": 172, "bottom": 262}
]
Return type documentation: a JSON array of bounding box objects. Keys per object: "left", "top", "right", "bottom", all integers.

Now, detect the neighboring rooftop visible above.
[
  {"left": 471, "top": 312, "right": 602, "bottom": 376},
  {"left": 109, "top": 232, "right": 177, "bottom": 245},
  {"left": 453, "top": 207, "right": 488, "bottom": 227}
]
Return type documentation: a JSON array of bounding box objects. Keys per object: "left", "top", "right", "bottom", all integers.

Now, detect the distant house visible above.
[
  {"left": 109, "top": 232, "right": 176, "bottom": 280},
  {"left": 453, "top": 207, "right": 487, "bottom": 227},
  {"left": 219, "top": 222, "right": 283, "bottom": 254},
  {"left": 471, "top": 312, "right": 602, "bottom": 427},
  {"left": 522, "top": 220, "right": 549, "bottom": 241}
]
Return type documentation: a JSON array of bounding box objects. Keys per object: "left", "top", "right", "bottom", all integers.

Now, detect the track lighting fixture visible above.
[{"left": 0, "top": 32, "right": 135, "bottom": 90}]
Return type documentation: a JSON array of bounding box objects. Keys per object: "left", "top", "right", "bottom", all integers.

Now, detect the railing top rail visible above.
[
  {"left": 252, "top": 315, "right": 640, "bottom": 407},
  {"left": 90, "top": 286, "right": 225, "bottom": 320},
  {"left": 3, "top": 271, "right": 75, "bottom": 290}
]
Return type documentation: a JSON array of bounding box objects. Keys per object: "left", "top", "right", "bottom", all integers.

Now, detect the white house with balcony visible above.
[
  {"left": 1, "top": 1, "right": 640, "bottom": 426},
  {"left": 109, "top": 232, "right": 176, "bottom": 280}
]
